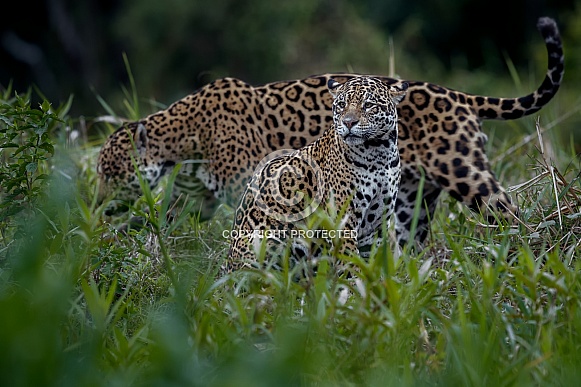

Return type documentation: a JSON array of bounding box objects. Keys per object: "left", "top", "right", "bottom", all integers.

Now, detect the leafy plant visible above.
[{"left": 0, "top": 90, "right": 67, "bottom": 246}]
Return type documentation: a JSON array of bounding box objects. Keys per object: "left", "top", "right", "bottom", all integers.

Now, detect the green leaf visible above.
[
  {"left": 0, "top": 143, "right": 19, "bottom": 149},
  {"left": 34, "top": 173, "right": 49, "bottom": 182},
  {"left": 34, "top": 125, "right": 47, "bottom": 136},
  {"left": 40, "top": 100, "right": 51, "bottom": 112},
  {"left": 39, "top": 143, "right": 54, "bottom": 155},
  {"left": 25, "top": 162, "right": 38, "bottom": 173}
]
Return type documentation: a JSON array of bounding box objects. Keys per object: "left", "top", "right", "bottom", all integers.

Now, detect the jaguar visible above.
[
  {"left": 96, "top": 17, "right": 564, "bottom": 244},
  {"left": 226, "top": 76, "right": 407, "bottom": 273}
]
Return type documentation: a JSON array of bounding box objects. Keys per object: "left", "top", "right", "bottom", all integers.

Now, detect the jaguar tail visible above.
[{"left": 470, "top": 16, "right": 564, "bottom": 120}]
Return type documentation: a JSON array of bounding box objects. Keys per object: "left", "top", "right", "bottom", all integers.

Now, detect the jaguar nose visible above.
[{"left": 342, "top": 115, "right": 359, "bottom": 129}]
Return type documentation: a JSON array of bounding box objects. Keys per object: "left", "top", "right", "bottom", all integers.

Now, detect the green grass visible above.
[{"left": 1, "top": 72, "right": 581, "bottom": 386}]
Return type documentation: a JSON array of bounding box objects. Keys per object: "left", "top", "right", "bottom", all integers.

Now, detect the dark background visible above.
[{"left": 1, "top": 0, "right": 579, "bottom": 121}]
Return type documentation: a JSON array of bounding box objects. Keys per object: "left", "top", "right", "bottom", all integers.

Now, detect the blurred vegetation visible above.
[{"left": 1, "top": 1, "right": 580, "bottom": 119}]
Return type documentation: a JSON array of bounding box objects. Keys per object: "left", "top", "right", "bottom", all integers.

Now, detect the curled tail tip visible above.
[{"left": 537, "top": 16, "right": 560, "bottom": 36}]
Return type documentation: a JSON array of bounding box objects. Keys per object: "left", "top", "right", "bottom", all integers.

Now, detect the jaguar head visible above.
[
  {"left": 328, "top": 76, "right": 408, "bottom": 145},
  {"left": 96, "top": 122, "right": 172, "bottom": 215}
]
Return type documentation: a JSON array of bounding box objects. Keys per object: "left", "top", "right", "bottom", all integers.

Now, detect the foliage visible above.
[
  {"left": 4, "top": 0, "right": 581, "bottom": 120},
  {"left": 0, "top": 91, "right": 53, "bottom": 214},
  {"left": 0, "top": 89, "right": 73, "bottom": 249}
]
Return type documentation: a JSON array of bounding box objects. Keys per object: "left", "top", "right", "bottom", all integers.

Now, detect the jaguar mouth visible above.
[{"left": 342, "top": 133, "right": 365, "bottom": 144}]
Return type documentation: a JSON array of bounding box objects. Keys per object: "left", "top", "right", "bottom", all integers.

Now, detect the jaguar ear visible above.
[
  {"left": 327, "top": 78, "right": 342, "bottom": 97},
  {"left": 390, "top": 82, "right": 408, "bottom": 104},
  {"left": 133, "top": 123, "right": 148, "bottom": 158}
]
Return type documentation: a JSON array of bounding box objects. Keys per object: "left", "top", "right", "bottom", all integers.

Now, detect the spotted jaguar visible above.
[
  {"left": 96, "top": 17, "right": 564, "bottom": 244},
  {"left": 226, "top": 76, "right": 407, "bottom": 274}
]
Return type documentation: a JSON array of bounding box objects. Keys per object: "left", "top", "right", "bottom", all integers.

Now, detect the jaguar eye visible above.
[
  {"left": 363, "top": 102, "right": 375, "bottom": 110},
  {"left": 336, "top": 101, "right": 346, "bottom": 109}
]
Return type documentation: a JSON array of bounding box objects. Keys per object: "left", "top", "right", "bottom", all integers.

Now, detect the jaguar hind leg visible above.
[
  {"left": 393, "top": 164, "right": 518, "bottom": 246},
  {"left": 468, "top": 186, "right": 518, "bottom": 225}
]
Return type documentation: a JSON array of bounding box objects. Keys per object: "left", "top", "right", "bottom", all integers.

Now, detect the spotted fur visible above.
[
  {"left": 226, "top": 76, "right": 407, "bottom": 273},
  {"left": 96, "top": 17, "right": 564, "bottom": 244}
]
